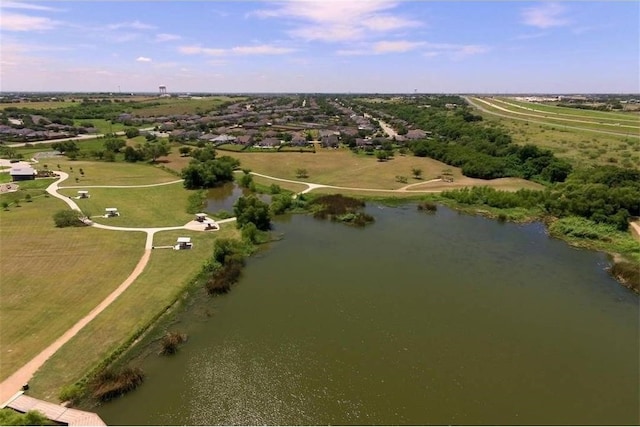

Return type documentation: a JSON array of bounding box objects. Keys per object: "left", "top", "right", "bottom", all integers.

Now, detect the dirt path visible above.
[
  {"left": 0, "top": 172, "right": 234, "bottom": 403},
  {"left": 0, "top": 250, "right": 151, "bottom": 404}
]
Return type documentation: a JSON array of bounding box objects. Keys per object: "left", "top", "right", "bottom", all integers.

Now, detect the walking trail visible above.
[{"left": 0, "top": 171, "right": 234, "bottom": 405}]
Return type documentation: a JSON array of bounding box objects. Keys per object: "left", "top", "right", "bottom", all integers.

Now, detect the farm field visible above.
[
  {"left": 0, "top": 101, "right": 77, "bottom": 110},
  {"left": 28, "top": 226, "right": 240, "bottom": 401},
  {"left": 0, "top": 196, "right": 146, "bottom": 381}
]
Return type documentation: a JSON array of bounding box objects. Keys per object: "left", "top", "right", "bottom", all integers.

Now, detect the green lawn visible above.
[
  {"left": 58, "top": 182, "right": 193, "bottom": 228},
  {"left": 53, "top": 159, "right": 180, "bottom": 186},
  {"left": 28, "top": 226, "right": 240, "bottom": 402},
  {"left": 0, "top": 196, "right": 146, "bottom": 381}
]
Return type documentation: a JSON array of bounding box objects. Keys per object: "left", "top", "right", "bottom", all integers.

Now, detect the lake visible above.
[{"left": 95, "top": 204, "right": 639, "bottom": 425}]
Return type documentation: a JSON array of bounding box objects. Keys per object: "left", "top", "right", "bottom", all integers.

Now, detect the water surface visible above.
[{"left": 96, "top": 205, "right": 639, "bottom": 425}]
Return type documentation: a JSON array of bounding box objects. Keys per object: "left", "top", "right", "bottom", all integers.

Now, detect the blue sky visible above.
[{"left": 1, "top": 1, "right": 638, "bottom": 93}]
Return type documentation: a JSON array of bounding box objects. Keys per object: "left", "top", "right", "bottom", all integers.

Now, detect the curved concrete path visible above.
[{"left": 0, "top": 172, "right": 235, "bottom": 404}]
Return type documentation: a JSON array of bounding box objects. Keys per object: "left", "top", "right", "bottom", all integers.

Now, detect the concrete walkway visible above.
[{"left": 3, "top": 393, "right": 106, "bottom": 425}]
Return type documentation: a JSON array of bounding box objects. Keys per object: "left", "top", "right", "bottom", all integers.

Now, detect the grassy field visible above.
[
  {"left": 131, "top": 96, "right": 245, "bottom": 117},
  {"left": 164, "top": 148, "right": 462, "bottom": 188},
  {"left": 28, "top": 226, "right": 240, "bottom": 401},
  {"left": 471, "top": 97, "right": 640, "bottom": 135},
  {"left": 498, "top": 98, "right": 640, "bottom": 122},
  {"left": 72, "top": 119, "right": 126, "bottom": 134},
  {"left": 53, "top": 159, "right": 180, "bottom": 186},
  {"left": 476, "top": 112, "right": 640, "bottom": 169},
  {"left": 0, "top": 101, "right": 77, "bottom": 110},
  {"left": 58, "top": 182, "right": 194, "bottom": 228},
  {"left": 0, "top": 196, "right": 146, "bottom": 381}
]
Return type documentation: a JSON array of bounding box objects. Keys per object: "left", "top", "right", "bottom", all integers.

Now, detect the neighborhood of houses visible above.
[
  {"left": 0, "top": 95, "right": 431, "bottom": 152},
  {"left": 115, "top": 96, "right": 430, "bottom": 151}
]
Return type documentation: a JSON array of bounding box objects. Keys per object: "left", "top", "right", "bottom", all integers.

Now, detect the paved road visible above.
[{"left": 464, "top": 97, "right": 639, "bottom": 138}]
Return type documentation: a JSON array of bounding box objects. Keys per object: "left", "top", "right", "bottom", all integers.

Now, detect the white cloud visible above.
[
  {"left": 156, "top": 33, "right": 182, "bottom": 42},
  {"left": 179, "top": 44, "right": 295, "bottom": 56},
  {"left": 251, "top": 1, "right": 421, "bottom": 42},
  {"left": 0, "top": 2, "right": 62, "bottom": 12},
  {"left": 338, "top": 40, "right": 488, "bottom": 58},
  {"left": 373, "top": 40, "right": 425, "bottom": 53},
  {"left": 521, "top": 3, "right": 570, "bottom": 29},
  {"left": 136, "top": 56, "right": 152, "bottom": 62},
  {"left": 0, "top": 12, "right": 60, "bottom": 31},
  {"left": 107, "top": 20, "right": 156, "bottom": 30}
]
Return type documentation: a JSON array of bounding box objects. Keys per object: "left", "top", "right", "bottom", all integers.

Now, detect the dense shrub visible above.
[
  {"left": 0, "top": 409, "right": 52, "bottom": 426},
  {"left": 90, "top": 367, "right": 144, "bottom": 401},
  {"left": 160, "top": 331, "right": 187, "bottom": 355}
]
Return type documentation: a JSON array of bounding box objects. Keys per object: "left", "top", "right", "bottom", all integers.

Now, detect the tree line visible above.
[{"left": 361, "top": 97, "right": 572, "bottom": 183}]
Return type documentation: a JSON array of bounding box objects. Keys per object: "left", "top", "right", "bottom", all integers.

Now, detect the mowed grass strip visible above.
[
  {"left": 53, "top": 159, "right": 181, "bottom": 186},
  {"left": 58, "top": 182, "right": 193, "bottom": 228},
  {"left": 497, "top": 98, "right": 640, "bottom": 123},
  {"left": 0, "top": 197, "right": 146, "bottom": 381},
  {"left": 473, "top": 98, "right": 639, "bottom": 134},
  {"left": 478, "top": 113, "right": 640, "bottom": 169},
  {"left": 28, "top": 227, "right": 240, "bottom": 401}
]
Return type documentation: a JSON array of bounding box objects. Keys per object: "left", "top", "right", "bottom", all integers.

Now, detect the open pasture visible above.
[{"left": 0, "top": 196, "right": 145, "bottom": 381}]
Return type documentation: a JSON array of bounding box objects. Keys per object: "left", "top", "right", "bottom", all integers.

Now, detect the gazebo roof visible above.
[{"left": 177, "top": 237, "right": 191, "bottom": 243}]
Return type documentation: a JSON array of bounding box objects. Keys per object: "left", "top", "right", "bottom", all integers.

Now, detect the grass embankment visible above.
[
  {"left": 472, "top": 97, "right": 640, "bottom": 135},
  {"left": 476, "top": 112, "right": 639, "bottom": 169},
  {"left": 497, "top": 98, "right": 640, "bottom": 124},
  {"left": 0, "top": 196, "right": 145, "bottom": 381},
  {"left": 28, "top": 227, "right": 240, "bottom": 402}
]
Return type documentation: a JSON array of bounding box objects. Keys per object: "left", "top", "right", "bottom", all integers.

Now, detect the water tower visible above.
[{"left": 159, "top": 85, "right": 167, "bottom": 96}]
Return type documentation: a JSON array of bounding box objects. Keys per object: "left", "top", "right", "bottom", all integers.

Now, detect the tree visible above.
[
  {"left": 295, "top": 168, "right": 308, "bottom": 178},
  {"left": 125, "top": 127, "right": 140, "bottom": 138},
  {"left": 142, "top": 140, "right": 170, "bottom": 162},
  {"left": 234, "top": 195, "right": 271, "bottom": 231},
  {"left": 412, "top": 167, "right": 423, "bottom": 179},
  {"left": 103, "top": 137, "right": 126, "bottom": 153},
  {"left": 375, "top": 150, "right": 389, "bottom": 162},
  {"left": 123, "top": 146, "right": 144, "bottom": 162},
  {"left": 2, "top": 201, "right": 9, "bottom": 210},
  {"left": 179, "top": 146, "right": 192, "bottom": 157},
  {"left": 53, "top": 209, "right": 86, "bottom": 227}
]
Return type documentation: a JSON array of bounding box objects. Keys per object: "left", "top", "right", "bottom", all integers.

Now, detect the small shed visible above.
[
  {"left": 10, "top": 166, "right": 36, "bottom": 181},
  {"left": 175, "top": 237, "right": 193, "bottom": 250},
  {"left": 78, "top": 190, "right": 89, "bottom": 199},
  {"left": 105, "top": 208, "right": 119, "bottom": 217},
  {"left": 195, "top": 213, "right": 207, "bottom": 222}
]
